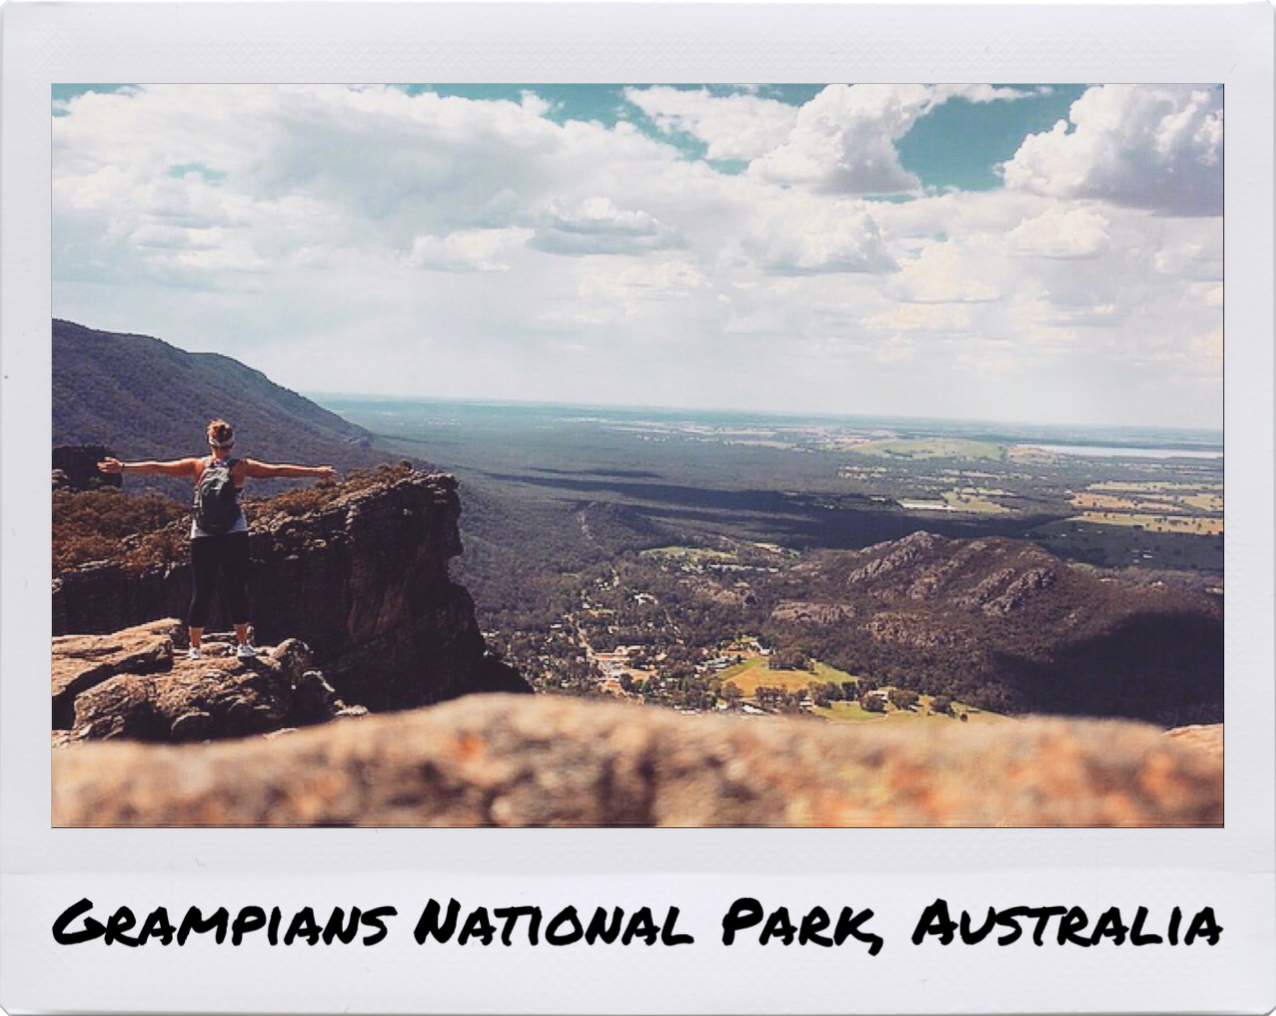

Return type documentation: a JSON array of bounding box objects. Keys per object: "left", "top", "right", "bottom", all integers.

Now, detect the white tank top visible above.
[{"left": 191, "top": 510, "right": 248, "bottom": 539}]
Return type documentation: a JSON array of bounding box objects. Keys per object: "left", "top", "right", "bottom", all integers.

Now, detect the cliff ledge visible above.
[{"left": 53, "top": 468, "right": 530, "bottom": 710}]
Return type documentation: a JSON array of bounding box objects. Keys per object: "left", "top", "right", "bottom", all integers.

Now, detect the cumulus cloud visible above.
[
  {"left": 1002, "top": 84, "right": 1223, "bottom": 215},
  {"left": 740, "top": 199, "right": 895, "bottom": 275},
  {"left": 749, "top": 84, "right": 932, "bottom": 193},
  {"left": 50, "top": 83, "right": 1222, "bottom": 427},
  {"left": 1006, "top": 206, "right": 1111, "bottom": 258},
  {"left": 624, "top": 86, "right": 799, "bottom": 161},
  {"left": 749, "top": 84, "right": 1051, "bottom": 195},
  {"left": 890, "top": 237, "right": 1005, "bottom": 303},
  {"left": 528, "top": 197, "right": 682, "bottom": 256}
]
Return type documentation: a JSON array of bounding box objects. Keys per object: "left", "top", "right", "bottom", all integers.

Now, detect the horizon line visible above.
[{"left": 302, "top": 389, "right": 1225, "bottom": 442}]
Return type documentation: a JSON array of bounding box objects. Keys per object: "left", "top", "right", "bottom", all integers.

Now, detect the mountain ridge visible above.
[
  {"left": 53, "top": 319, "right": 392, "bottom": 489},
  {"left": 763, "top": 530, "right": 1222, "bottom": 724}
]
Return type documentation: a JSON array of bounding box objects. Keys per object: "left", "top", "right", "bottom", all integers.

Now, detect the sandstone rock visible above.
[
  {"left": 52, "top": 620, "right": 181, "bottom": 729},
  {"left": 1166, "top": 723, "right": 1224, "bottom": 760},
  {"left": 52, "top": 696, "right": 1223, "bottom": 827},
  {"left": 52, "top": 470, "right": 532, "bottom": 710},
  {"left": 53, "top": 621, "right": 356, "bottom": 743}
]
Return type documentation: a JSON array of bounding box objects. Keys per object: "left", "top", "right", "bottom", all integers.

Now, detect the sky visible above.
[{"left": 52, "top": 83, "right": 1223, "bottom": 430}]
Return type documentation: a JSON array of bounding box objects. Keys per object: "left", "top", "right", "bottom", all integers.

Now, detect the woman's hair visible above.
[{"left": 207, "top": 419, "right": 235, "bottom": 448}]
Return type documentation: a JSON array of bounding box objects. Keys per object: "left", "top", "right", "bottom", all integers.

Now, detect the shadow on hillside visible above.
[{"left": 993, "top": 611, "right": 1223, "bottom": 726}]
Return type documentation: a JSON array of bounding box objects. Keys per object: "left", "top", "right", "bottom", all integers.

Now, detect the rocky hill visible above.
[
  {"left": 765, "top": 531, "right": 1223, "bottom": 725},
  {"left": 53, "top": 319, "right": 389, "bottom": 494},
  {"left": 53, "top": 467, "right": 530, "bottom": 710},
  {"left": 52, "top": 692, "right": 1223, "bottom": 827}
]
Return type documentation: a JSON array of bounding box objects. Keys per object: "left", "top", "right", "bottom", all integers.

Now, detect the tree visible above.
[
  {"left": 930, "top": 694, "right": 953, "bottom": 717},
  {"left": 861, "top": 693, "right": 886, "bottom": 714},
  {"left": 888, "top": 688, "right": 919, "bottom": 711}
]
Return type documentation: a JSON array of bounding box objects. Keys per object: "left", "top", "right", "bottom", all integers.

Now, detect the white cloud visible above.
[
  {"left": 1006, "top": 206, "right": 1111, "bottom": 259},
  {"left": 404, "top": 228, "right": 532, "bottom": 272},
  {"left": 740, "top": 199, "right": 895, "bottom": 275},
  {"left": 50, "top": 83, "right": 1223, "bottom": 428},
  {"left": 1002, "top": 84, "right": 1223, "bottom": 215},
  {"left": 932, "top": 84, "right": 1054, "bottom": 104},
  {"left": 529, "top": 197, "right": 682, "bottom": 256},
  {"left": 1193, "top": 328, "right": 1224, "bottom": 360},
  {"left": 749, "top": 84, "right": 932, "bottom": 194},
  {"left": 748, "top": 84, "right": 1051, "bottom": 195},
  {"left": 890, "top": 237, "right": 1004, "bottom": 303},
  {"left": 576, "top": 257, "right": 710, "bottom": 308},
  {"left": 623, "top": 87, "right": 798, "bottom": 161},
  {"left": 863, "top": 302, "right": 972, "bottom": 334},
  {"left": 1154, "top": 239, "right": 1223, "bottom": 281}
]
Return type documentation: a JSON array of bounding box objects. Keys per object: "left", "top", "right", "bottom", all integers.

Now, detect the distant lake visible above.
[{"left": 1023, "top": 443, "right": 1223, "bottom": 460}]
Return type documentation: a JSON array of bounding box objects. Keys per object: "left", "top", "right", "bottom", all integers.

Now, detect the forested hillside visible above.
[{"left": 53, "top": 320, "right": 390, "bottom": 492}]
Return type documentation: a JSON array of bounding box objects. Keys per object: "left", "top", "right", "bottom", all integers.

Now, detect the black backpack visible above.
[{"left": 194, "top": 457, "right": 242, "bottom": 534}]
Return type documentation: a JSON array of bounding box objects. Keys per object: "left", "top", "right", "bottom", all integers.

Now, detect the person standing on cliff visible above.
[{"left": 97, "top": 420, "right": 336, "bottom": 661}]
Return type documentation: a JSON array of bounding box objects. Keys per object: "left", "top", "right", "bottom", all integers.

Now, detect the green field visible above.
[
  {"left": 718, "top": 657, "right": 856, "bottom": 695},
  {"left": 942, "top": 488, "right": 1012, "bottom": 514},
  {"left": 813, "top": 693, "right": 1011, "bottom": 725}
]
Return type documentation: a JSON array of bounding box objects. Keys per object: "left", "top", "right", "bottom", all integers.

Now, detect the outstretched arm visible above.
[
  {"left": 97, "top": 457, "right": 200, "bottom": 478},
  {"left": 242, "top": 459, "right": 336, "bottom": 481}
]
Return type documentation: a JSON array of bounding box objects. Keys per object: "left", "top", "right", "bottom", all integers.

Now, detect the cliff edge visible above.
[{"left": 53, "top": 468, "right": 530, "bottom": 709}]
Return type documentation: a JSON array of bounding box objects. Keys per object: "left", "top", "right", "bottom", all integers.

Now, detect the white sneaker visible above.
[
  {"left": 187, "top": 647, "right": 202, "bottom": 661},
  {"left": 235, "top": 643, "right": 259, "bottom": 660}
]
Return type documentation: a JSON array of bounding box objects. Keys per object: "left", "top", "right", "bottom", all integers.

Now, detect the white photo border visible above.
[{"left": 3, "top": 3, "right": 1272, "bottom": 1013}]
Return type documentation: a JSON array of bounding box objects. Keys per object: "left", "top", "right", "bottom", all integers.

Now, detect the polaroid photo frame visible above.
[{"left": 3, "top": 2, "right": 1274, "bottom": 1013}]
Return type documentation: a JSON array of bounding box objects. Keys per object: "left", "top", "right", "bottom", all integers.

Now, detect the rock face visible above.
[
  {"left": 52, "top": 695, "right": 1223, "bottom": 827},
  {"left": 52, "top": 470, "right": 530, "bottom": 710},
  {"left": 53, "top": 621, "right": 362, "bottom": 744}
]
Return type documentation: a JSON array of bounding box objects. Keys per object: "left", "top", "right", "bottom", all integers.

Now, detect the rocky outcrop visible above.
[
  {"left": 53, "top": 620, "right": 179, "bottom": 729},
  {"left": 53, "top": 621, "right": 363, "bottom": 744},
  {"left": 52, "top": 695, "right": 1223, "bottom": 827},
  {"left": 52, "top": 470, "right": 530, "bottom": 710},
  {"left": 770, "top": 601, "right": 855, "bottom": 625}
]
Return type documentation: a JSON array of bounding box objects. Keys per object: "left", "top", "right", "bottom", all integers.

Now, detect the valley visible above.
[{"left": 314, "top": 395, "right": 1224, "bottom": 726}]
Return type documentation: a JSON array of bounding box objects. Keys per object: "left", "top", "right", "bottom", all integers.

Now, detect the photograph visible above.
[{"left": 49, "top": 81, "right": 1225, "bottom": 828}]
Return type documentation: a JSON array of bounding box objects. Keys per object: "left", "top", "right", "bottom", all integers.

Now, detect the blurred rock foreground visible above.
[{"left": 53, "top": 689, "right": 1223, "bottom": 827}]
